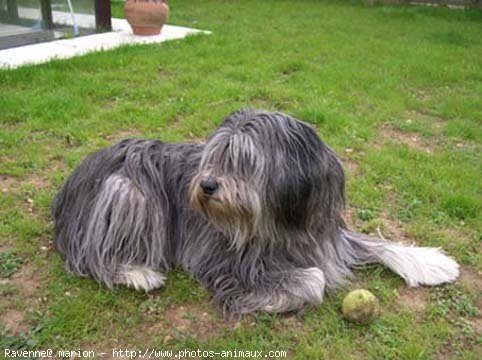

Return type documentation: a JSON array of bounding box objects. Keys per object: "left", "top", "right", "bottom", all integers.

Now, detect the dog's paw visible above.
[
  {"left": 116, "top": 266, "right": 166, "bottom": 292},
  {"left": 262, "top": 268, "right": 326, "bottom": 313}
]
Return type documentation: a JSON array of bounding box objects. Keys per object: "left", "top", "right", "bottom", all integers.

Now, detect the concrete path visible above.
[{"left": 0, "top": 11, "right": 210, "bottom": 69}]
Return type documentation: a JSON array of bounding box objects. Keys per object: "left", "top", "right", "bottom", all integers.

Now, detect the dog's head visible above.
[{"left": 189, "top": 109, "right": 345, "bottom": 245}]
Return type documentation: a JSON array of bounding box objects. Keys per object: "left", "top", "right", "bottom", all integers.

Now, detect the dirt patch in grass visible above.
[
  {"left": 459, "top": 267, "right": 482, "bottom": 308},
  {"left": 355, "top": 209, "right": 408, "bottom": 243},
  {"left": 103, "top": 98, "right": 119, "bottom": 109},
  {"left": 166, "top": 115, "right": 184, "bottom": 129},
  {"left": 404, "top": 109, "right": 449, "bottom": 126},
  {"left": 9, "top": 263, "right": 41, "bottom": 298},
  {"left": 0, "top": 262, "right": 43, "bottom": 336},
  {"left": 26, "top": 173, "right": 51, "bottom": 190},
  {"left": 249, "top": 95, "right": 273, "bottom": 109},
  {"left": 343, "top": 207, "right": 406, "bottom": 242},
  {"left": 340, "top": 157, "right": 359, "bottom": 175},
  {"left": 380, "top": 125, "right": 435, "bottom": 154},
  {"left": 105, "top": 129, "right": 142, "bottom": 142},
  {"left": 344, "top": 207, "right": 358, "bottom": 229},
  {"left": 2, "top": 309, "right": 28, "bottom": 335},
  {"left": 396, "top": 287, "right": 428, "bottom": 312},
  {"left": 164, "top": 303, "right": 223, "bottom": 341},
  {"left": 378, "top": 211, "right": 406, "bottom": 241},
  {"left": 459, "top": 267, "right": 482, "bottom": 290},
  {"left": 469, "top": 317, "right": 482, "bottom": 337},
  {"left": 275, "top": 313, "right": 307, "bottom": 337},
  {"left": 186, "top": 132, "right": 206, "bottom": 144},
  {"left": 1, "top": 174, "right": 51, "bottom": 193}
]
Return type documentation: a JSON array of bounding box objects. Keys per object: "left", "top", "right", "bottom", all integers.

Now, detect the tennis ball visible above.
[{"left": 342, "top": 289, "right": 379, "bottom": 324}]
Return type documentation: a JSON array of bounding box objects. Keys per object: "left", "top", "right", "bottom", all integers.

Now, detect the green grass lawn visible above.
[{"left": 1, "top": 0, "right": 481, "bottom": 358}]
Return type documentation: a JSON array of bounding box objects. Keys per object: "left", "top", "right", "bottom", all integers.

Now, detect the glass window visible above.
[{"left": 0, "top": 0, "right": 98, "bottom": 50}]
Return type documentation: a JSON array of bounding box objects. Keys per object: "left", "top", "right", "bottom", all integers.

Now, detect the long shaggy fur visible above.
[{"left": 52, "top": 109, "right": 459, "bottom": 314}]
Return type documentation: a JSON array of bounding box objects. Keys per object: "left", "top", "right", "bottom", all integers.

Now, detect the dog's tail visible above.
[{"left": 341, "top": 229, "right": 459, "bottom": 287}]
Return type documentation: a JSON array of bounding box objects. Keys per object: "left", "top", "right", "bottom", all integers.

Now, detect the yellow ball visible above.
[{"left": 342, "top": 289, "right": 379, "bottom": 324}]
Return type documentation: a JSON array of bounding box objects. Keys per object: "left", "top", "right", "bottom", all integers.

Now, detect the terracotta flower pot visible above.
[{"left": 124, "top": 0, "right": 169, "bottom": 36}]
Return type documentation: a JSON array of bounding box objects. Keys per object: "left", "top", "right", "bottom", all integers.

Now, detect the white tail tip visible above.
[{"left": 379, "top": 244, "right": 460, "bottom": 287}]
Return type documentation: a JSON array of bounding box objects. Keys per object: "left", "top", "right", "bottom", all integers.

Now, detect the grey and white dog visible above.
[{"left": 53, "top": 109, "right": 459, "bottom": 314}]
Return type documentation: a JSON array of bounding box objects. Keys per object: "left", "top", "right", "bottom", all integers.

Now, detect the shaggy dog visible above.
[{"left": 52, "top": 109, "right": 459, "bottom": 314}]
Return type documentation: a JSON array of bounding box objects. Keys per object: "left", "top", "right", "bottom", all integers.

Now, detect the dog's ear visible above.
[{"left": 267, "top": 120, "right": 345, "bottom": 229}]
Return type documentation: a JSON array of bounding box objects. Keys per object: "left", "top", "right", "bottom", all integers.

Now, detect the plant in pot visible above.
[{"left": 124, "top": 0, "right": 170, "bottom": 36}]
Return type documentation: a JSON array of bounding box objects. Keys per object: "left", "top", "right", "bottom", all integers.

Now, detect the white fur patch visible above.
[
  {"left": 116, "top": 266, "right": 165, "bottom": 292},
  {"left": 263, "top": 267, "right": 326, "bottom": 313},
  {"left": 295, "top": 267, "right": 326, "bottom": 302},
  {"left": 379, "top": 244, "right": 460, "bottom": 287}
]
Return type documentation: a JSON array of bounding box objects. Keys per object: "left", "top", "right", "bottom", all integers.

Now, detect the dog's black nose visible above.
[{"left": 200, "top": 177, "right": 219, "bottom": 195}]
